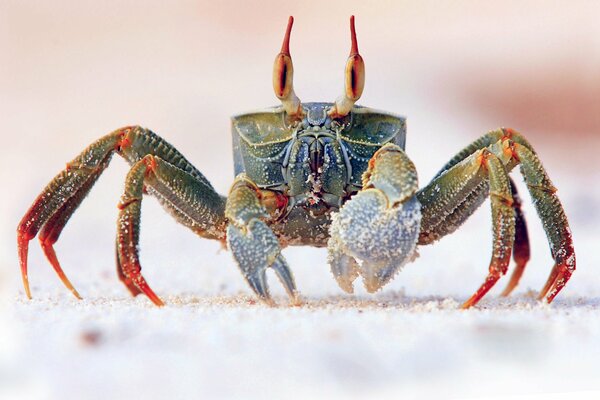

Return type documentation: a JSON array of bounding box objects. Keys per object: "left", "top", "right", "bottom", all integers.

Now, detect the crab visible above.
[{"left": 17, "top": 16, "right": 575, "bottom": 309}]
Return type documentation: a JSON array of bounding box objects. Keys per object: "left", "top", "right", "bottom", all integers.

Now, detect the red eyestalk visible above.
[
  {"left": 281, "top": 15, "right": 293, "bottom": 55},
  {"left": 273, "top": 16, "right": 302, "bottom": 117},
  {"left": 350, "top": 15, "right": 359, "bottom": 56}
]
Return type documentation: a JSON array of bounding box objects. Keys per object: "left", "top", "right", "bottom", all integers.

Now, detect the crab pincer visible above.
[
  {"left": 225, "top": 175, "right": 300, "bottom": 306},
  {"left": 327, "top": 144, "right": 421, "bottom": 293}
]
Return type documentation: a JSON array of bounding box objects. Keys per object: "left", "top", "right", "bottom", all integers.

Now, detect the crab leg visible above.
[
  {"left": 116, "top": 236, "right": 141, "bottom": 296},
  {"left": 464, "top": 153, "right": 515, "bottom": 308},
  {"left": 417, "top": 129, "right": 575, "bottom": 306},
  {"left": 429, "top": 131, "right": 534, "bottom": 282},
  {"left": 512, "top": 142, "right": 575, "bottom": 301},
  {"left": 500, "top": 179, "right": 531, "bottom": 296},
  {"left": 18, "top": 133, "right": 120, "bottom": 298},
  {"left": 418, "top": 149, "right": 515, "bottom": 308},
  {"left": 18, "top": 126, "right": 227, "bottom": 303},
  {"left": 37, "top": 160, "right": 112, "bottom": 299},
  {"left": 117, "top": 154, "right": 227, "bottom": 306},
  {"left": 225, "top": 174, "right": 299, "bottom": 306}
]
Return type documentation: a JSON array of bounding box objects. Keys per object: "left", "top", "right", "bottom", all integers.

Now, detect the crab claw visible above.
[
  {"left": 327, "top": 189, "right": 421, "bottom": 293},
  {"left": 227, "top": 220, "right": 300, "bottom": 306}
]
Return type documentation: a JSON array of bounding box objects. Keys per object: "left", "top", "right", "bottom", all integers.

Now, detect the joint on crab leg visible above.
[
  {"left": 273, "top": 16, "right": 302, "bottom": 118},
  {"left": 329, "top": 15, "right": 365, "bottom": 119},
  {"left": 225, "top": 175, "right": 300, "bottom": 306},
  {"left": 328, "top": 143, "right": 421, "bottom": 293}
]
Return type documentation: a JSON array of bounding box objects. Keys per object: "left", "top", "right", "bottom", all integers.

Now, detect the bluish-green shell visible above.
[{"left": 231, "top": 103, "right": 406, "bottom": 191}]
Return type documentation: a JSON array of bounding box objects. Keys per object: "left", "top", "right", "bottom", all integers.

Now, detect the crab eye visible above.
[
  {"left": 344, "top": 17, "right": 365, "bottom": 101},
  {"left": 273, "top": 53, "right": 293, "bottom": 99},
  {"left": 272, "top": 16, "right": 302, "bottom": 117},
  {"left": 329, "top": 16, "right": 366, "bottom": 118}
]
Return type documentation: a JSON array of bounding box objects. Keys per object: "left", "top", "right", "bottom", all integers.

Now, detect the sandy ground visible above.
[
  {"left": 2, "top": 1, "right": 600, "bottom": 399},
  {"left": 4, "top": 291, "right": 600, "bottom": 399}
]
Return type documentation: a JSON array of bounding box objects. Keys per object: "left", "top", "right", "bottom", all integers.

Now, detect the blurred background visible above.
[{"left": 1, "top": 1, "right": 599, "bottom": 399}]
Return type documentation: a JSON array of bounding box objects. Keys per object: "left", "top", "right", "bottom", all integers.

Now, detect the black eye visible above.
[{"left": 273, "top": 54, "right": 293, "bottom": 99}]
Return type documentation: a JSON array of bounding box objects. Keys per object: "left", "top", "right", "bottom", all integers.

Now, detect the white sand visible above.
[{"left": 4, "top": 290, "right": 600, "bottom": 399}]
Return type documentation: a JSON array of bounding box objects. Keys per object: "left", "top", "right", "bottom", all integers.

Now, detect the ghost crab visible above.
[{"left": 17, "top": 16, "right": 575, "bottom": 309}]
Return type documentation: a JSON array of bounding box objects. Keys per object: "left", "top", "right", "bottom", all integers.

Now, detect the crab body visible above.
[
  {"left": 232, "top": 102, "right": 407, "bottom": 246},
  {"left": 17, "top": 16, "right": 575, "bottom": 308}
]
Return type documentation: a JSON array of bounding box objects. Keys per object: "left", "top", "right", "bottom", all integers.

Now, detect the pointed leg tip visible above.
[
  {"left": 40, "top": 241, "right": 84, "bottom": 301},
  {"left": 21, "top": 273, "right": 32, "bottom": 300},
  {"left": 153, "top": 298, "right": 165, "bottom": 307},
  {"left": 71, "top": 290, "right": 83, "bottom": 300},
  {"left": 460, "top": 301, "right": 473, "bottom": 310},
  {"left": 144, "top": 290, "right": 165, "bottom": 307},
  {"left": 290, "top": 292, "right": 303, "bottom": 307},
  {"left": 536, "top": 292, "right": 546, "bottom": 301},
  {"left": 22, "top": 279, "right": 32, "bottom": 300},
  {"left": 460, "top": 295, "right": 481, "bottom": 309}
]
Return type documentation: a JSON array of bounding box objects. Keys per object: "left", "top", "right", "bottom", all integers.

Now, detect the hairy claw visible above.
[
  {"left": 225, "top": 174, "right": 299, "bottom": 305},
  {"left": 328, "top": 189, "right": 421, "bottom": 293}
]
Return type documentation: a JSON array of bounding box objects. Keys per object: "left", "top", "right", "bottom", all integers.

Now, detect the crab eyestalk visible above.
[
  {"left": 273, "top": 16, "right": 302, "bottom": 118},
  {"left": 329, "top": 16, "right": 365, "bottom": 118}
]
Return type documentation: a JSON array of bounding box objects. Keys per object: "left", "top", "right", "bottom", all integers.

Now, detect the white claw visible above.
[{"left": 327, "top": 189, "right": 421, "bottom": 293}]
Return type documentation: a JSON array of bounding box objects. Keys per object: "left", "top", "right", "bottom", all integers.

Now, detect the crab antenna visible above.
[
  {"left": 329, "top": 15, "right": 366, "bottom": 118},
  {"left": 273, "top": 16, "right": 302, "bottom": 117}
]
